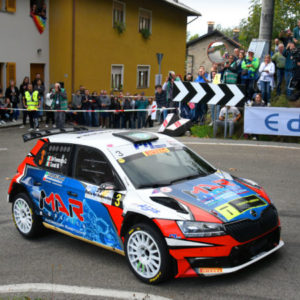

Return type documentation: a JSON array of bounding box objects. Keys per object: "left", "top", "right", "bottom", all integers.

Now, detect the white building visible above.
[{"left": 0, "top": 0, "right": 49, "bottom": 93}]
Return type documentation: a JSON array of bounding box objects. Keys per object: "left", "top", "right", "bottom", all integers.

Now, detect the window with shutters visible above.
[
  {"left": 111, "top": 65, "right": 124, "bottom": 91},
  {"left": 6, "top": 62, "right": 16, "bottom": 87},
  {"left": 113, "top": 0, "right": 125, "bottom": 25},
  {"left": 137, "top": 65, "right": 150, "bottom": 89},
  {"left": 5, "top": 0, "right": 16, "bottom": 12},
  {"left": 138, "top": 8, "right": 152, "bottom": 33}
]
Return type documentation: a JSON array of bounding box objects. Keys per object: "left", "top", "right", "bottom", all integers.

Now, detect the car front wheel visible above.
[
  {"left": 12, "top": 193, "right": 43, "bottom": 238},
  {"left": 124, "top": 223, "right": 171, "bottom": 284}
]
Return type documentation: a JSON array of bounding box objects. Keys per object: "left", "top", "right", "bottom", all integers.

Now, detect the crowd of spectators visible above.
[{"left": 1, "top": 20, "right": 299, "bottom": 134}]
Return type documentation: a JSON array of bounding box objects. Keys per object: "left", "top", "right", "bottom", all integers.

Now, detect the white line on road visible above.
[
  {"left": 0, "top": 148, "right": 8, "bottom": 151},
  {"left": 183, "top": 141, "right": 300, "bottom": 150},
  {"left": 0, "top": 283, "right": 172, "bottom": 300}
]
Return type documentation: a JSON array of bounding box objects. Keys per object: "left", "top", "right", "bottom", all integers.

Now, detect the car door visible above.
[
  {"left": 34, "top": 143, "right": 74, "bottom": 227},
  {"left": 68, "top": 145, "right": 125, "bottom": 252}
]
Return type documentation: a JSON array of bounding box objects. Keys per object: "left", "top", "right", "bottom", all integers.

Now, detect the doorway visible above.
[{"left": 30, "top": 63, "right": 45, "bottom": 83}]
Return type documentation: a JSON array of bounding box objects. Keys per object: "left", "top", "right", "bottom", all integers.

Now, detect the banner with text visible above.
[{"left": 244, "top": 106, "right": 300, "bottom": 137}]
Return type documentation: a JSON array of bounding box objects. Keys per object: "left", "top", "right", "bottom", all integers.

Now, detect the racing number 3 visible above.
[{"left": 112, "top": 193, "right": 123, "bottom": 209}]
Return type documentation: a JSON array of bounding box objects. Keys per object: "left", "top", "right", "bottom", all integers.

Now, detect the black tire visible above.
[
  {"left": 124, "top": 222, "right": 171, "bottom": 284},
  {"left": 12, "top": 192, "right": 43, "bottom": 238}
]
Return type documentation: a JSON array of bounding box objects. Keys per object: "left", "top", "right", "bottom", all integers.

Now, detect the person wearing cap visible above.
[{"left": 241, "top": 50, "right": 260, "bottom": 101}]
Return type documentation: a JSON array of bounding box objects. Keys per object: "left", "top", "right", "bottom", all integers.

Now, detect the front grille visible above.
[
  {"left": 188, "top": 227, "right": 280, "bottom": 269},
  {"left": 224, "top": 205, "right": 279, "bottom": 243}
]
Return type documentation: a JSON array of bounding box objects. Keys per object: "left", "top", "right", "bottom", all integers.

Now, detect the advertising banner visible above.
[{"left": 244, "top": 106, "right": 300, "bottom": 136}]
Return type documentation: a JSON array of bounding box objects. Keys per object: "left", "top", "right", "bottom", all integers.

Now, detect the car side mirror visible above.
[{"left": 100, "top": 182, "right": 116, "bottom": 190}]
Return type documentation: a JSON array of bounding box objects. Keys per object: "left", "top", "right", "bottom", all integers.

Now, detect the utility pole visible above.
[{"left": 259, "top": 0, "right": 275, "bottom": 53}]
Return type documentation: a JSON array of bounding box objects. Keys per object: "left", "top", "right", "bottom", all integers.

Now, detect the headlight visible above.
[{"left": 177, "top": 221, "right": 225, "bottom": 237}]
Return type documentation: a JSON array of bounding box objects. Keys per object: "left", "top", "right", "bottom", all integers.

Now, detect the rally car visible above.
[{"left": 8, "top": 129, "right": 284, "bottom": 284}]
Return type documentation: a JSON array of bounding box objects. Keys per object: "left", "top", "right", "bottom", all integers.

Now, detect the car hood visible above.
[{"left": 156, "top": 172, "right": 269, "bottom": 223}]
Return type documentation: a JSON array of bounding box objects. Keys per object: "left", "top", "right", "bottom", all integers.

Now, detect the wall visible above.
[
  {"left": 50, "top": 0, "right": 187, "bottom": 97},
  {"left": 187, "top": 34, "right": 236, "bottom": 79},
  {"left": 0, "top": 0, "right": 49, "bottom": 90}
]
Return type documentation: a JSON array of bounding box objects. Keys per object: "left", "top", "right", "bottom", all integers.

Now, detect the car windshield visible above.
[{"left": 117, "top": 146, "right": 216, "bottom": 189}]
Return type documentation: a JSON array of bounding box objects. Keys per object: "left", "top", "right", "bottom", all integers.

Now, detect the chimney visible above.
[
  {"left": 233, "top": 28, "right": 240, "bottom": 42},
  {"left": 207, "top": 21, "right": 215, "bottom": 34}
]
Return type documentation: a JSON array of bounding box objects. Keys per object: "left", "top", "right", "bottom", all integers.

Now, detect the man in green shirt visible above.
[{"left": 272, "top": 43, "right": 286, "bottom": 95}]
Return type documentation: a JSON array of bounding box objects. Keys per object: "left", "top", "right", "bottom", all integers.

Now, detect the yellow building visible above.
[{"left": 49, "top": 0, "right": 200, "bottom": 97}]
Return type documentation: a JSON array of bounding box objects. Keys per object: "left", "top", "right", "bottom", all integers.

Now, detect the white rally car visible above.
[{"left": 8, "top": 129, "right": 283, "bottom": 283}]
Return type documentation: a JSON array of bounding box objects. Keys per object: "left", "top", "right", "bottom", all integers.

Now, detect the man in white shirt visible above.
[{"left": 213, "top": 106, "right": 241, "bottom": 138}]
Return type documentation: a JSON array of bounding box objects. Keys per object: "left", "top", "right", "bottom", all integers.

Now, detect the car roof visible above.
[{"left": 46, "top": 130, "right": 179, "bottom": 149}]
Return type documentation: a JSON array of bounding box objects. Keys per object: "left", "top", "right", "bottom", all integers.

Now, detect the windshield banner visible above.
[{"left": 244, "top": 106, "right": 300, "bottom": 137}]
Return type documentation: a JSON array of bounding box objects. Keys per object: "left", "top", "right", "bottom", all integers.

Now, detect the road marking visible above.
[
  {"left": 183, "top": 141, "right": 300, "bottom": 150},
  {"left": 0, "top": 148, "right": 8, "bottom": 151},
  {"left": 0, "top": 283, "right": 172, "bottom": 300}
]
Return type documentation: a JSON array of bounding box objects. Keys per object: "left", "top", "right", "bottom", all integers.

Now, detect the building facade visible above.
[
  {"left": 49, "top": 0, "right": 200, "bottom": 97},
  {"left": 0, "top": 0, "right": 49, "bottom": 93}
]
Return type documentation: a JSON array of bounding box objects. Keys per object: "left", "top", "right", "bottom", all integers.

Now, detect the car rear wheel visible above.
[
  {"left": 12, "top": 193, "right": 43, "bottom": 238},
  {"left": 124, "top": 223, "right": 171, "bottom": 284}
]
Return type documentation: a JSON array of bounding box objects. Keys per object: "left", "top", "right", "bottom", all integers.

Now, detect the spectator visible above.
[
  {"left": 34, "top": 79, "right": 45, "bottom": 122},
  {"left": 233, "top": 48, "right": 240, "bottom": 61},
  {"left": 110, "top": 95, "right": 121, "bottom": 128},
  {"left": 81, "top": 89, "right": 92, "bottom": 126},
  {"left": 283, "top": 42, "right": 297, "bottom": 97},
  {"left": 23, "top": 83, "right": 40, "bottom": 131},
  {"left": 213, "top": 106, "right": 241, "bottom": 138},
  {"left": 223, "top": 55, "right": 238, "bottom": 84},
  {"left": 0, "top": 98, "right": 13, "bottom": 124},
  {"left": 251, "top": 93, "right": 265, "bottom": 107},
  {"left": 32, "top": 73, "right": 44, "bottom": 87},
  {"left": 194, "top": 66, "right": 209, "bottom": 124},
  {"left": 272, "top": 43, "right": 286, "bottom": 95},
  {"left": 258, "top": 54, "right": 275, "bottom": 106},
  {"left": 5, "top": 80, "right": 20, "bottom": 122},
  {"left": 184, "top": 73, "right": 193, "bottom": 81},
  {"left": 145, "top": 98, "right": 154, "bottom": 128},
  {"left": 91, "top": 91, "right": 100, "bottom": 127},
  {"left": 241, "top": 50, "right": 260, "bottom": 100},
  {"left": 45, "top": 88, "right": 55, "bottom": 128},
  {"left": 135, "top": 92, "right": 149, "bottom": 128},
  {"left": 279, "top": 29, "right": 294, "bottom": 47},
  {"left": 236, "top": 51, "right": 245, "bottom": 83},
  {"left": 79, "top": 85, "right": 85, "bottom": 96},
  {"left": 19, "top": 76, "right": 30, "bottom": 128},
  {"left": 122, "top": 92, "right": 134, "bottom": 129},
  {"left": 293, "top": 19, "right": 300, "bottom": 48},
  {"left": 50, "top": 82, "right": 68, "bottom": 129},
  {"left": 274, "top": 38, "right": 280, "bottom": 53},
  {"left": 100, "top": 90, "right": 111, "bottom": 128},
  {"left": 162, "top": 71, "right": 176, "bottom": 110},
  {"left": 71, "top": 90, "right": 82, "bottom": 125},
  {"left": 155, "top": 84, "right": 167, "bottom": 123}
]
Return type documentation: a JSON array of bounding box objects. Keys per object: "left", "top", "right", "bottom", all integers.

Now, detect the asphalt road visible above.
[{"left": 0, "top": 127, "right": 299, "bottom": 300}]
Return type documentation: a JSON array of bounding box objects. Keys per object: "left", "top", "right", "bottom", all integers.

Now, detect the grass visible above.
[{"left": 191, "top": 124, "right": 213, "bottom": 138}]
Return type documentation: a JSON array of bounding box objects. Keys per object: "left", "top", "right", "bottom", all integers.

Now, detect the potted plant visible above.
[
  {"left": 114, "top": 21, "right": 126, "bottom": 34},
  {"left": 140, "top": 28, "right": 151, "bottom": 39}
]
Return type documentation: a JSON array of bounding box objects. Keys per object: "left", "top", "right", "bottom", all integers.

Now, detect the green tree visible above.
[
  {"left": 188, "top": 33, "right": 200, "bottom": 42},
  {"left": 239, "top": 0, "right": 300, "bottom": 47}
]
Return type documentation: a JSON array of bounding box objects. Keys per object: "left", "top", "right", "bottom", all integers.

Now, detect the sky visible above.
[{"left": 180, "top": 0, "right": 251, "bottom": 36}]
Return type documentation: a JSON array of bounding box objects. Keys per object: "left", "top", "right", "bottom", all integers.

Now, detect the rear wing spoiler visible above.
[{"left": 22, "top": 127, "right": 88, "bottom": 142}]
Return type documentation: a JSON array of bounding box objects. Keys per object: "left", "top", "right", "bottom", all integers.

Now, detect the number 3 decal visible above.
[{"left": 112, "top": 193, "right": 123, "bottom": 209}]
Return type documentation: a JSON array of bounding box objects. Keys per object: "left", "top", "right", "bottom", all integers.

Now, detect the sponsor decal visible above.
[
  {"left": 143, "top": 148, "right": 169, "bottom": 157},
  {"left": 118, "top": 158, "right": 125, "bottom": 164},
  {"left": 169, "top": 234, "right": 181, "bottom": 239},
  {"left": 42, "top": 172, "right": 65, "bottom": 186},
  {"left": 107, "top": 144, "right": 113, "bottom": 148},
  {"left": 38, "top": 149, "right": 46, "bottom": 165},
  {"left": 85, "top": 185, "right": 124, "bottom": 208},
  {"left": 152, "top": 189, "right": 160, "bottom": 194},
  {"left": 135, "top": 204, "right": 160, "bottom": 214},
  {"left": 215, "top": 195, "right": 267, "bottom": 221},
  {"left": 199, "top": 268, "right": 223, "bottom": 274},
  {"left": 40, "top": 191, "right": 84, "bottom": 222},
  {"left": 134, "top": 142, "right": 167, "bottom": 150},
  {"left": 160, "top": 187, "right": 172, "bottom": 193},
  {"left": 45, "top": 154, "right": 67, "bottom": 169}
]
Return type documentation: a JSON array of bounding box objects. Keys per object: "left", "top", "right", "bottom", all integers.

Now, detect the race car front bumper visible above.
[{"left": 194, "top": 239, "right": 284, "bottom": 276}]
